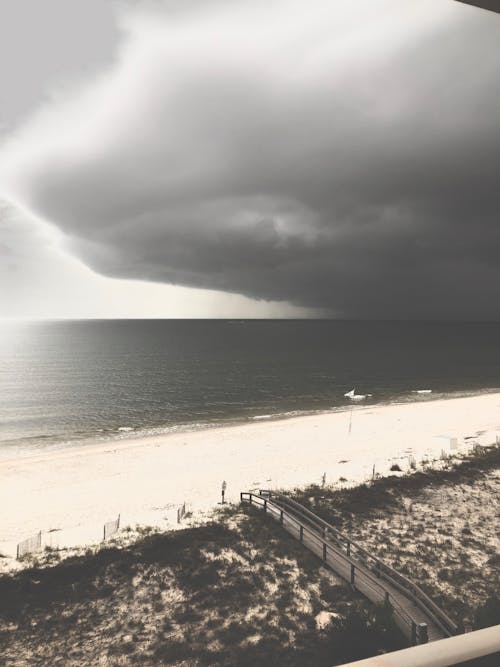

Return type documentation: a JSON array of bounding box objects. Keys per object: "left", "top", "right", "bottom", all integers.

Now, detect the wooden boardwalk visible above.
[{"left": 240, "top": 491, "right": 458, "bottom": 646}]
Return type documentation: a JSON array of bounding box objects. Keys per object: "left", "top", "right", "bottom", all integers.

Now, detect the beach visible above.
[{"left": 1, "top": 392, "right": 499, "bottom": 564}]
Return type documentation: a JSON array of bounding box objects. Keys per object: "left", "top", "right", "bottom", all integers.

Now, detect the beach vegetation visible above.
[
  {"left": 287, "top": 446, "right": 500, "bottom": 626},
  {"left": 1, "top": 445, "right": 497, "bottom": 664},
  {"left": 0, "top": 506, "right": 406, "bottom": 666}
]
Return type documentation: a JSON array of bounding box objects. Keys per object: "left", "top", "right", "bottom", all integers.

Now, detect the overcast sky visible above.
[{"left": 1, "top": 0, "right": 499, "bottom": 319}]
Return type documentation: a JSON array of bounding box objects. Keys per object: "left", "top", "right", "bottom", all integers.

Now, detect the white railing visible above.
[{"left": 339, "top": 624, "right": 500, "bottom": 666}]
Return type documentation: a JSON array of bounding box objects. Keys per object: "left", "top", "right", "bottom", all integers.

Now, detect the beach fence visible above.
[
  {"left": 16, "top": 531, "right": 42, "bottom": 559},
  {"left": 177, "top": 502, "right": 187, "bottom": 524},
  {"left": 103, "top": 514, "right": 121, "bottom": 541},
  {"left": 12, "top": 503, "right": 185, "bottom": 558}
]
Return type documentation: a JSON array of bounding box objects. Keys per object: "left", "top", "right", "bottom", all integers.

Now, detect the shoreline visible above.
[
  {"left": 1, "top": 386, "right": 498, "bottom": 467},
  {"left": 1, "top": 391, "right": 499, "bottom": 565}
]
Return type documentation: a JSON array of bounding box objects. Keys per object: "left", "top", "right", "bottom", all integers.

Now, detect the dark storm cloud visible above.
[{"left": 2, "top": 0, "right": 500, "bottom": 318}]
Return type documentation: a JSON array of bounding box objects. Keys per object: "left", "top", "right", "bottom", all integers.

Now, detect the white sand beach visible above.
[{"left": 1, "top": 392, "right": 499, "bottom": 564}]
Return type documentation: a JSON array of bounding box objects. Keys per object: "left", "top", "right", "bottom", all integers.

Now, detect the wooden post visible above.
[
  {"left": 384, "top": 591, "right": 390, "bottom": 606},
  {"left": 323, "top": 543, "right": 327, "bottom": 562},
  {"left": 350, "top": 564, "right": 355, "bottom": 585},
  {"left": 346, "top": 541, "right": 351, "bottom": 556},
  {"left": 280, "top": 510, "right": 284, "bottom": 525},
  {"left": 418, "top": 623, "right": 429, "bottom": 644},
  {"left": 299, "top": 525, "right": 304, "bottom": 542},
  {"left": 263, "top": 499, "right": 267, "bottom": 513}
]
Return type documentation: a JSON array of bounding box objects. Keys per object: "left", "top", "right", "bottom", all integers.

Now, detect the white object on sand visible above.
[
  {"left": 413, "top": 389, "right": 432, "bottom": 394},
  {"left": 344, "top": 388, "right": 367, "bottom": 400}
]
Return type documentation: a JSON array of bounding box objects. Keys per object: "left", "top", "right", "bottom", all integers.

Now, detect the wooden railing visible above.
[
  {"left": 259, "top": 490, "right": 458, "bottom": 639},
  {"left": 240, "top": 491, "right": 458, "bottom": 645}
]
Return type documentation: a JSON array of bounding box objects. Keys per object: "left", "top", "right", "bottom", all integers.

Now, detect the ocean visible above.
[{"left": 0, "top": 319, "right": 499, "bottom": 460}]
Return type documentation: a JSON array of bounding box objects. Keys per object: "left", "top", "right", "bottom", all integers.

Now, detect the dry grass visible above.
[
  {"left": 3, "top": 449, "right": 497, "bottom": 665},
  {"left": 292, "top": 447, "right": 500, "bottom": 627},
  {"left": 0, "top": 507, "right": 404, "bottom": 667}
]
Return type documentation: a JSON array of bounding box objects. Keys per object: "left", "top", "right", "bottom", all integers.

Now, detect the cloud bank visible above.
[{"left": 1, "top": 0, "right": 500, "bottom": 318}]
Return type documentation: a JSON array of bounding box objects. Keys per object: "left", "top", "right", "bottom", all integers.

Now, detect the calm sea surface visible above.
[{"left": 0, "top": 320, "right": 499, "bottom": 460}]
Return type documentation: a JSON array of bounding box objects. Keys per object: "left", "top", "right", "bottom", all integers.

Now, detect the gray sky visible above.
[
  {"left": 1, "top": 0, "right": 499, "bottom": 319},
  {"left": 0, "top": 0, "right": 119, "bottom": 132}
]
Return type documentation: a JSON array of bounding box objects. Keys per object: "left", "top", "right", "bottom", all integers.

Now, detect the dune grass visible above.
[
  {"left": 290, "top": 447, "right": 500, "bottom": 627},
  {"left": 0, "top": 506, "right": 404, "bottom": 667}
]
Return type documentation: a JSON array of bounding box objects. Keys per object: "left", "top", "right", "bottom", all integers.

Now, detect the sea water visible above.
[{"left": 0, "top": 319, "right": 499, "bottom": 460}]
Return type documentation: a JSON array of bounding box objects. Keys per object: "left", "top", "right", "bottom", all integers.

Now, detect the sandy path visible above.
[{"left": 1, "top": 392, "right": 499, "bottom": 560}]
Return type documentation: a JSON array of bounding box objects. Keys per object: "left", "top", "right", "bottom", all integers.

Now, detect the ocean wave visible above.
[
  {"left": 250, "top": 408, "right": 323, "bottom": 422},
  {"left": 2, "top": 387, "right": 498, "bottom": 461}
]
